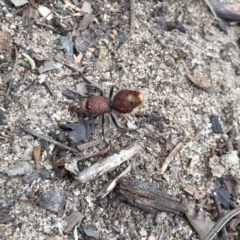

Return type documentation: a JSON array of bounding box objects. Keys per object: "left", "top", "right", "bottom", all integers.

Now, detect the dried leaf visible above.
[
  {"left": 33, "top": 145, "right": 41, "bottom": 170},
  {"left": 75, "top": 29, "right": 99, "bottom": 52},
  {"left": 222, "top": 175, "right": 238, "bottom": 198},
  {"left": 22, "top": 5, "right": 39, "bottom": 28},
  {"left": 190, "top": 71, "right": 212, "bottom": 89},
  {"left": 215, "top": 188, "right": 230, "bottom": 209},
  {"left": 64, "top": 211, "right": 84, "bottom": 233},
  {"left": 183, "top": 184, "right": 206, "bottom": 200},
  {"left": 182, "top": 60, "right": 212, "bottom": 89},
  {"left": 73, "top": 53, "right": 83, "bottom": 64},
  {"left": 183, "top": 199, "right": 214, "bottom": 239},
  {"left": 79, "top": 14, "right": 95, "bottom": 30},
  {"left": 81, "top": 225, "right": 99, "bottom": 239}
]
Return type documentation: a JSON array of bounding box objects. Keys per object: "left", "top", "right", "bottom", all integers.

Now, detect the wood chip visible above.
[
  {"left": 77, "top": 142, "right": 143, "bottom": 183},
  {"left": 64, "top": 211, "right": 84, "bottom": 233},
  {"left": 118, "top": 177, "right": 187, "bottom": 214}
]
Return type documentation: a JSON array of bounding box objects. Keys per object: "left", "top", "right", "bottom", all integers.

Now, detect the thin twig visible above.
[
  {"left": 204, "top": 207, "right": 240, "bottom": 240},
  {"left": 44, "top": 78, "right": 55, "bottom": 97},
  {"left": 77, "top": 139, "right": 103, "bottom": 151},
  {"left": 62, "top": 0, "right": 84, "bottom": 15},
  {"left": 160, "top": 142, "right": 183, "bottom": 174},
  {"left": 79, "top": 72, "right": 104, "bottom": 93},
  {"left": 76, "top": 145, "right": 110, "bottom": 161},
  {"left": 130, "top": 0, "right": 135, "bottom": 35},
  {"left": 135, "top": 15, "right": 165, "bottom": 48},
  {"left": 18, "top": 120, "right": 78, "bottom": 153},
  {"left": 213, "top": 192, "right": 229, "bottom": 240}
]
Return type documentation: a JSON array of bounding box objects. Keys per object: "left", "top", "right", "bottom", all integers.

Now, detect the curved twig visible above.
[{"left": 203, "top": 207, "right": 240, "bottom": 240}]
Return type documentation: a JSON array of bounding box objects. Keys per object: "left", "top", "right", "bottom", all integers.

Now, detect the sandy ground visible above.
[{"left": 0, "top": 0, "right": 240, "bottom": 239}]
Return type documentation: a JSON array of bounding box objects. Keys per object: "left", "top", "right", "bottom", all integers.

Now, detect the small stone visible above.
[
  {"left": 192, "top": 97, "right": 200, "bottom": 105},
  {"left": 33, "top": 48, "right": 42, "bottom": 54},
  {"left": 39, "top": 190, "right": 66, "bottom": 213},
  {"left": 189, "top": 155, "right": 199, "bottom": 168},
  {"left": 59, "top": 36, "right": 73, "bottom": 57},
  {"left": 221, "top": 133, "right": 229, "bottom": 141},
  {"left": 210, "top": 115, "right": 222, "bottom": 133},
  {"left": 117, "top": 32, "right": 126, "bottom": 44},
  {"left": 23, "top": 171, "right": 39, "bottom": 184},
  {"left": 139, "top": 227, "right": 147, "bottom": 236},
  {"left": 148, "top": 236, "right": 156, "bottom": 240},
  {"left": 5, "top": 161, "right": 33, "bottom": 176}
]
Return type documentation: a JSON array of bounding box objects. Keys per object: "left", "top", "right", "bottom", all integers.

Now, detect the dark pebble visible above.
[
  {"left": 39, "top": 190, "right": 66, "bottom": 213},
  {"left": 59, "top": 36, "right": 74, "bottom": 57},
  {"left": 210, "top": 115, "right": 222, "bottom": 133},
  {"left": 23, "top": 171, "right": 39, "bottom": 184},
  {"left": 40, "top": 170, "right": 51, "bottom": 179},
  {"left": 117, "top": 32, "right": 126, "bottom": 44}
]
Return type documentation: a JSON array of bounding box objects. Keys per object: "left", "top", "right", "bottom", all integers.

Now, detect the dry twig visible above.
[
  {"left": 76, "top": 145, "right": 110, "bottom": 161},
  {"left": 76, "top": 142, "right": 143, "bottom": 183},
  {"left": 19, "top": 120, "right": 78, "bottom": 153},
  {"left": 62, "top": 0, "right": 84, "bottom": 15},
  {"left": 204, "top": 207, "right": 240, "bottom": 240},
  {"left": 118, "top": 177, "right": 187, "bottom": 214},
  {"left": 135, "top": 15, "right": 165, "bottom": 48},
  {"left": 160, "top": 142, "right": 183, "bottom": 174}
]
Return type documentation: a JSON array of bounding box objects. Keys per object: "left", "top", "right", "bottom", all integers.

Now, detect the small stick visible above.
[
  {"left": 130, "top": 0, "right": 135, "bottom": 35},
  {"left": 213, "top": 192, "right": 229, "bottom": 240},
  {"left": 204, "top": 207, "right": 240, "bottom": 240},
  {"left": 77, "top": 142, "right": 143, "bottom": 183},
  {"left": 76, "top": 145, "right": 110, "bottom": 161},
  {"left": 44, "top": 78, "right": 55, "bottom": 97},
  {"left": 79, "top": 72, "right": 104, "bottom": 93},
  {"left": 62, "top": 0, "right": 84, "bottom": 15},
  {"left": 77, "top": 139, "right": 103, "bottom": 151},
  {"left": 135, "top": 15, "right": 165, "bottom": 48},
  {"left": 19, "top": 121, "right": 78, "bottom": 153},
  {"left": 160, "top": 142, "right": 183, "bottom": 174},
  {"left": 67, "top": 88, "right": 88, "bottom": 98}
]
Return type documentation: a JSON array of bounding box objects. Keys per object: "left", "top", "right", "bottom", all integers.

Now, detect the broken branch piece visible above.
[
  {"left": 118, "top": 177, "right": 187, "bottom": 214},
  {"left": 77, "top": 142, "right": 143, "bottom": 183}
]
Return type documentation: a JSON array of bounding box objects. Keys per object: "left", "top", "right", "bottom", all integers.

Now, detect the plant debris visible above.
[{"left": 118, "top": 177, "right": 187, "bottom": 214}]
